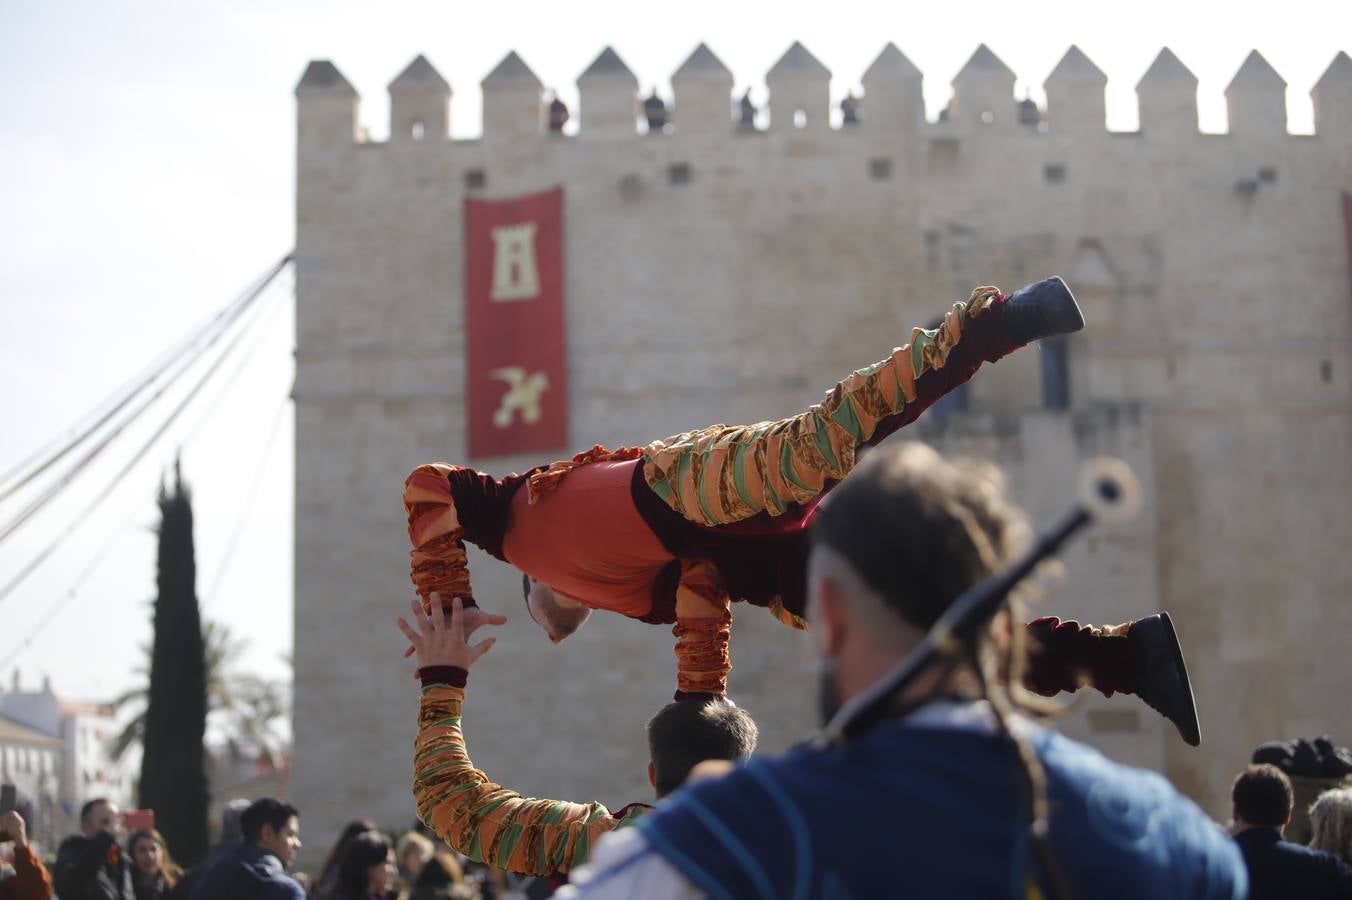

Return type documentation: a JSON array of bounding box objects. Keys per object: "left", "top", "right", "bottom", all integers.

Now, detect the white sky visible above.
[{"left": 1, "top": 0, "right": 1347, "bottom": 708}]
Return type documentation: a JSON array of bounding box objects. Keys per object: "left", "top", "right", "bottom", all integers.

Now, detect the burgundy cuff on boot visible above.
[
  {"left": 1022, "top": 616, "right": 1134, "bottom": 698},
  {"left": 868, "top": 295, "right": 1021, "bottom": 448}
]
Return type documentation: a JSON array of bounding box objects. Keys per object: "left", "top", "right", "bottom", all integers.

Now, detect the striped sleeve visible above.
[
  {"left": 413, "top": 684, "right": 638, "bottom": 876},
  {"left": 404, "top": 464, "right": 477, "bottom": 609}
]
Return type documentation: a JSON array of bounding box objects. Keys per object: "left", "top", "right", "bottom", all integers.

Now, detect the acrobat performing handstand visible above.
[{"left": 402, "top": 278, "right": 1200, "bottom": 745}]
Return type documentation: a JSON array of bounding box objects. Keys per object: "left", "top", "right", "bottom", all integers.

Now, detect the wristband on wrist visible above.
[{"left": 418, "top": 665, "right": 468, "bottom": 688}]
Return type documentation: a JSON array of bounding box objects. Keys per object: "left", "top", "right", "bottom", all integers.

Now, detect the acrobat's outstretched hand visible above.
[{"left": 398, "top": 592, "right": 506, "bottom": 672}]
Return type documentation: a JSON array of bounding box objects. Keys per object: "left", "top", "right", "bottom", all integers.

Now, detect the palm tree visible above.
[{"left": 111, "top": 619, "right": 290, "bottom": 768}]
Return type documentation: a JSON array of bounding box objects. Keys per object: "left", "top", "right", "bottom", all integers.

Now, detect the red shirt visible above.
[{"left": 502, "top": 460, "right": 675, "bottom": 617}]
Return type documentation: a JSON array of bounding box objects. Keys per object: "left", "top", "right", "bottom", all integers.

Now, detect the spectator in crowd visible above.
[
  {"left": 126, "top": 829, "right": 180, "bottom": 900},
  {"left": 397, "top": 595, "right": 759, "bottom": 880},
  {"left": 1229, "top": 764, "right": 1352, "bottom": 898},
  {"left": 562, "top": 443, "right": 1248, "bottom": 899},
  {"left": 333, "top": 831, "right": 396, "bottom": 900},
  {"left": 454, "top": 859, "right": 501, "bottom": 900},
  {"left": 393, "top": 833, "right": 433, "bottom": 890},
  {"left": 311, "top": 819, "right": 377, "bottom": 899},
  {"left": 54, "top": 798, "right": 133, "bottom": 900},
  {"left": 407, "top": 849, "right": 474, "bottom": 900},
  {"left": 1310, "top": 787, "right": 1352, "bottom": 865},
  {"left": 0, "top": 809, "right": 53, "bottom": 900},
  {"left": 189, "top": 797, "right": 303, "bottom": 900},
  {"left": 170, "top": 799, "right": 248, "bottom": 900}
]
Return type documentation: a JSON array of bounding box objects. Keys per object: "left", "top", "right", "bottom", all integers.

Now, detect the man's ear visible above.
[{"left": 647, "top": 761, "right": 657, "bottom": 791}]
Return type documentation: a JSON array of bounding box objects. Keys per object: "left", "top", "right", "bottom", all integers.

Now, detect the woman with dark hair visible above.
[
  {"left": 126, "top": 829, "right": 181, "bottom": 900},
  {"left": 311, "top": 819, "right": 376, "bottom": 898},
  {"left": 334, "top": 831, "right": 396, "bottom": 900}
]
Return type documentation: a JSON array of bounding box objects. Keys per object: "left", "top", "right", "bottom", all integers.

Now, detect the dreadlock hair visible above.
[{"left": 812, "top": 441, "right": 1071, "bottom": 899}]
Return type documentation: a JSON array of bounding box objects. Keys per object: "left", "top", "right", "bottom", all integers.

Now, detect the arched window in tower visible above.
[
  {"left": 1041, "top": 336, "right": 1071, "bottom": 410},
  {"left": 411, "top": 120, "right": 425, "bottom": 141},
  {"left": 793, "top": 109, "right": 807, "bottom": 129}
]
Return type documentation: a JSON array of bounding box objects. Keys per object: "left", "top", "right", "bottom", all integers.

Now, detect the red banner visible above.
[{"left": 465, "top": 187, "right": 568, "bottom": 459}]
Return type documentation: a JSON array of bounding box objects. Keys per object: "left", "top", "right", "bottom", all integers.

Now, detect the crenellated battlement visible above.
[{"left": 296, "top": 44, "right": 1352, "bottom": 147}]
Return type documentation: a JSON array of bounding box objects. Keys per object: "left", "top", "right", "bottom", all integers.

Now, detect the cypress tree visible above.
[{"left": 139, "top": 461, "right": 209, "bottom": 864}]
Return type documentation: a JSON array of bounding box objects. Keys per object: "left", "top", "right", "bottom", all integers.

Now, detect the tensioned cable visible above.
[
  {"left": 0, "top": 502, "right": 146, "bottom": 671},
  {"left": 0, "top": 260, "right": 284, "bottom": 534},
  {"left": 0, "top": 256, "right": 286, "bottom": 498},
  {"left": 0, "top": 275, "right": 293, "bottom": 667},
  {"left": 0, "top": 258, "right": 291, "bottom": 547},
  {"left": 0, "top": 346, "right": 211, "bottom": 532},
  {"left": 179, "top": 269, "right": 293, "bottom": 602},
  {"left": 0, "top": 256, "right": 291, "bottom": 503},
  {"left": 202, "top": 393, "right": 290, "bottom": 607},
  {"left": 0, "top": 265, "right": 291, "bottom": 609},
  {"left": 176, "top": 266, "right": 293, "bottom": 452},
  {"left": 0, "top": 389, "right": 291, "bottom": 671}
]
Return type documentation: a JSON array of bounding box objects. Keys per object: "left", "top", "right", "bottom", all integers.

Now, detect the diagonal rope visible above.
[
  {"left": 0, "top": 257, "right": 291, "bottom": 548},
  {"left": 0, "top": 262, "right": 292, "bottom": 609},
  {"left": 0, "top": 502, "right": 147, "bottom": 671},
  {"left": 0, "top": 256, "right": 290, "bottom": 503},
  {"left": 202, "top": 393, "right": 290, "bottom": 607},
  {"left": 0, "top": 388, "right": 292, "bottom": 672},
  {"left": 176, "top": 266, "right": 293, "bottom": 452}
]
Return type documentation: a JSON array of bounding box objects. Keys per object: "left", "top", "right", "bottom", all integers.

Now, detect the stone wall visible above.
[{"left": 291, "top": 42, "right": 1352, "bottom": 859}]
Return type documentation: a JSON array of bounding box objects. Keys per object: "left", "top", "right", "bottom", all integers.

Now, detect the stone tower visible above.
[{"left": 291, "top": 43, "right": 1352, "bottom": 861}]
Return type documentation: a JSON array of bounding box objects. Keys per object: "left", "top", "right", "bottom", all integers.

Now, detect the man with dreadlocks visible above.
[
  {"left": 403, "top": 277, "right": 1199, "bottom": 743},
  {"left": 560, "top": 443, "right": 1246, "bottom": 900}
]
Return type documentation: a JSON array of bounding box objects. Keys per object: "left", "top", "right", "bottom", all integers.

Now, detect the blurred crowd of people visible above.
[
  {"left": 0, "top": 795, "right": 524, "bottom": 900},
  {"left": 3, "top": 762, "right": 1351, "bottom": 899}
]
